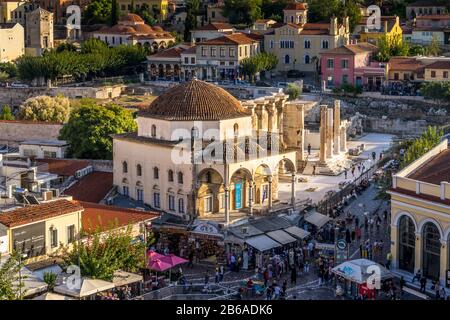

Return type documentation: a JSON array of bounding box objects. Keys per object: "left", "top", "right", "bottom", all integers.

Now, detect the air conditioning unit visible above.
[
  {"left": 50, "top": 189, "right": 59, "bottom": 198},
  {"left": 241, "top": 227, "right": 248, "bottom": 234},
  {"left": 42, "top": 190, "right": 53, "bottom": 201},
  {"left": 287, "top": 209, "right": 294, "bottom": 215}
]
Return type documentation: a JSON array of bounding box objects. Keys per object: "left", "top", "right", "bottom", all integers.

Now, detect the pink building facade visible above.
[{"left": 320, "top": 43, "right": 386, "bottom": 90}]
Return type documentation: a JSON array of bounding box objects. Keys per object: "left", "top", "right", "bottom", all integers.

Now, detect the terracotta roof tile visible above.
[
  {"left": 425, "top": 61, "right": 450, "bottom": 70},
  {"left": 323, "top": 43, "right": 378, "bottom": 55},
  {"left": 195, "top": 22, "right": 233, "bottom": 31},
  {"left": 199, "top": 33, "right": 258, "bottom": 45},
  {"left": 407, "top": 148, "right": 450, "bottom": 185},
  {"left": 36, "top": 159, "right": 90, "bottom": 177},
  {"left": 64, "top": 171, "right": 113, "bottom": 203},
  {"left": 390, "top": 187, "right": 450, "bottom": 206},
  {"left": 284, "top": 3, "right": 307, "bottom": 10},
  {"left": 139, "top": 79, "right": 250, "bottom": 121},
  {"left": 148, "top": 46, "right": 185, "bottom": 59},
  {"left": 0, "top": 200, "right": 83, "bottom": 228},
  {"left": 79, "top": 201, "right": 159, "bottom": 233},
  {"left": 388, "top": 57, "right": 424, "bottom": 72}
]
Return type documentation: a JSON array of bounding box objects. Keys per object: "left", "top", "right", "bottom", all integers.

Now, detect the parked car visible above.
[
  {"left": 10, "top": 81, "right": 29, "bottom": 88},
  {"left": 287, "top": 70, "right": 305, "bottom": 78},
  {"left": 256, "top": 81, "right": 272, "bottom": 87},
  {"left": 277, "top": 82, "right": 288, "bottom": 88}
]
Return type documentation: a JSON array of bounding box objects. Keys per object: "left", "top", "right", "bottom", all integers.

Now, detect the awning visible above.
[
  {"left": 54, "top": 277, "right": 114, "bottom": 298},
  {"left": 266, "top": 230, "right": 297, "bottom": 245},
  {"left": 224, "top": 234, "right": 245, "bottom": 245},
  {"left": 332, "top": 259, "right": 394, "bottom": 284},
  {"left": 245, "top": 234, "right": 282, "bottom": 252},
  {"left": 284, "top": 226, "right": 311, "bottom": 239},
  {"left": 112, "top": 270, "right": 142, "bottom": 287},
  {"left": 304, "top": 211, "right": 331, "bottom": 228}
]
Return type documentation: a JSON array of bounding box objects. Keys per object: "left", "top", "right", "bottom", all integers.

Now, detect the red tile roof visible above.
[
  {"left": 195, "top": 22, "right": 233, "bottom": 31},
  {"left": 285, "top": 3, "right": 307, "bottom": 10},
  {"left": 407, "top": 148, "right": 450, "bottom": 185},
  {"left": 322, "top": 43, "right": 378, "bottom": 55},
  {"left": 0, "top": 199, "right": 83, "bottom": 228},
  {"left": 148, "top": 46, "right": 186, "bottom": 59},
  {"left": 390, "top": 187, "right": 450, "bottom": 206},
  {"left": 64, "top": 171, "right": 113, "bottom": 203},
  {"left": 388, "top": 57, "right": 424, "bottom": 72},
  {"left": 199, "top": 33, "right": 258, "bottom": 45},
  {"left": 424, "top": 60, "right": 450, "bottom": 70},
  {"left": 79, "top": 201, "right": 159, "bottom": 232},
  {"left": 36, "top": 159, "right": 90, "bottom": 177}
]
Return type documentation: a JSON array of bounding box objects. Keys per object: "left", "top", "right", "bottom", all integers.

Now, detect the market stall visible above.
[
  {"left": 283, "top": 226, "right": 310, "bottom": 240},
  {"left": 54, "top": 277, "right": 115, "bottom": 300},
  {"left": 245, "top": 234, "right": 282, "bottom": 269},
  {"left": 266, "top": 230, "right": 297, "bottom": 247},
  {"left": 331, "top": 259, "right": 394, "bottom": 299}
]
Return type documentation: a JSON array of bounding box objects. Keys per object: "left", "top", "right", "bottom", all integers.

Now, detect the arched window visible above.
[
  {"left": 122, "top": 161, "right": 128, "bottom": 173},
  {"left": 178, "top": 198, "right": 185, "bottom": 213},
  {"left": 168, "top": 169, "right": 174, "bottom": 182},
  {"left": 284, "top": 54, "right": 290, "bottom": 64},
  {"left": 151, "top": 125, "right": 156, "bottom": 137},
  {"left": 322, "top": 40, "right": 329, "bottom": 49},
  {"left": 304, "top": 40, "right": 311, "bottom": 49},
  {"left": 398, "top": 215, "right": 415, "bottom": 273},
  {"left": 178, "top": 172, "right": 183, "bottom": 184},
  {"left": 290, "top": 16, "right": 294, "bottom": 23},
  {"left": 136, "top": 164, "right": 142, "bottom": 176},
  {"left": 153, "top": 167, "right": 159, "bottom": 179},
  {"left": 304, "top": 55, "right": 310, "bottom": 64},
  {"left": 422, "top": 222, "right": 441, "bottom": 280}
]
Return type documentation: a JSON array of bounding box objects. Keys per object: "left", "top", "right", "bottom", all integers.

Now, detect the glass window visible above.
[
  {"left": 168, "top": 194, "right": 175, "bottom": 211},
  {"left": 327, "top": 59, "right": 334, "bottom": 68},
  {"left": 178, "top": 198, "right": 185, "bottom": 213},
  {"left": 341, "top": 59, "right": 349, "bottom": 69},
  {"left": 204, "top": 196, "right": 213, "bottom": 213},
  {"left": 137, "top": 164, "right": 142, "bottom": 176},
  {"left": 229, "top": 48, "right": 235, "bottom": 57},
  {"left": 122, "top": 161, "right": 128, "bottom": 173},
  {"left": 137, "top": 188, "right": 144, "bottom": 201},
  {"left": 168, "top": 170, "right": 174, "bottom": 182},
  {"left": 342, "top": 74, "right": 348, "bottom": 84},
  {"left": 154, "top": 167, "right": 159, "bottom": 179},
  {"left": 50, "top": 228, "right": 58, "bottom": 248},
  {"left": 153, "top": 192, "right": 160, "bottom": 208},
  {"left": 178, "top": 172, "right": 183, "bottom": 184},
  {"left": 123, "top": 186, "right": 129, "bottom": 196},
  {"left": 67, "top": 225, "right": 75, "bottom": 244},
  {"left": 220, "top": 47, "right": 225, "bottom": 57},
  {"left": 422, "top": 222, "right": 441, "bottom": 280},
  {"left": 431, "top": 71, "right": 436, "bottom": 78}
]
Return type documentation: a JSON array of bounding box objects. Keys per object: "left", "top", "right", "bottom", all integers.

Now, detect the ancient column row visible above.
[{"left": 319, "top": 100, "right": 347, "bottom": 164}]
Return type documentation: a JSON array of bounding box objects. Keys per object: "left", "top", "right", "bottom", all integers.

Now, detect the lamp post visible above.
[{"left": 18, "top": 252, "right": 27, "bottom": 299}]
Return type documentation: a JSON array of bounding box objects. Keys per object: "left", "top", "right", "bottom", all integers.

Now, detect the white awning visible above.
[
  {"left": 54, "top": 277, "right": 114, "bottom": 298},
  {"left": 284, "top": 226, "right": 311, "bottom": 239},
  {"left": 304, "top": 211, "right": 331, "bottom": 228},
  {"left": 245, "top": 234, "right": 282, "bottom": 252},
  {"left": 112, "top": 270, "right": 142, "bottom": 287},
  {"left": 266, "top": 230, "right": 297, "bottom": 245}
]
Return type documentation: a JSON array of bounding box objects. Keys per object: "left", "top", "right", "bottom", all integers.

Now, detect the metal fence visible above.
[{"left": 316, "top": 163, "right": 378, "bottom": 215}]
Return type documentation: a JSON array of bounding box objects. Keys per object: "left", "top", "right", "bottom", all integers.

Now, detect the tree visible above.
[
  {"left": 286, "top": 83, "right": 302, "bottom": 100},
  {"left": 401, "top": 126, "right": 443, "bottom": 168},
  {"left": 222, "top": 0, "right": 262, "bottom": 26},
  {"left": 0, "top": 71, "right": 8, "bottom": 83},
  {"left": 421, "top": 81, "right": 450, "bottom": 105},
  {"left": 0, "top": 252, "right": 25, "bottom": 300},
  {"left": 240, "top": 52, "right": 278, "bottom": 82},
  {"left": 184, "top": 0, "right": 200, "bottom": 42},
  {"left": 0, "top": 105, "right": 15, "bottom": 120},
  {"left": 133, "top": 4, "right": 157, "bottom": 26},
  {"left": 61, "top": 226, "right": 145, "bottom": 281},
  {"left": 83, "top": 0, "right": 112, "bottom": 25},
  {"left": 308, "top": 0, "right": 361, "bottom": 32},
  {"left": 56, "top": 42, "right": 78, "bottom": 53},
  {"left": 110, "top": 0, "right": 120, "bottom": 26},
  {"left": 0, "top": 62, "right": 17, "bottom": 78},
  {"left": 374, "top": 34, "right": 409, "bottom": 62},
  {"left": 19, "top": 95, "right": 71, "bottom": 122},
  {"left": 261, "top": 0, "right": 288, "bottom": 22},
  {"left": 426, "top": 35, "right": 442, "bottom": 57},
  {"left": 59, "top": 102, "right": 137, "bottom": 159}
]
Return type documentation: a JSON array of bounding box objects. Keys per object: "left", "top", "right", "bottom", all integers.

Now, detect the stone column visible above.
[
  {"left": 291, "top": 173, "right": 296, "bottom": 208},
  {"left": 319, "top": 105, "right": 328, "bottom": 164},
  {"left": 333, "top": 100, "right": 341, "bottom": 155},
  {"left": 390, "top": 224, "right": 398, "bottom": 269},
  {"left": 224, "top": 186, "right": 230, "bottom": 224},
  {"left": 439, "top": 239, "right": 448, "bottom": 287},
  {"left": 340, "top": 126, "right": 347, "bottom": 152},
  {"left": 248, "top": 178, "right": 254, "bottom": 216},
  {"left": 266, "top": 102, "right": 276, "bottom": 133},
  {"left": 326, "top": 107, "right": 334, "bottom": 159},
  {"left": 414, "top": 232, "right": 422, "bottom": 275},
  {"left": 268, "top": 175, "right": 273, "bottom": 210},
  {"left": 297, "top": 104, "right": 305, "bottom": 161}
]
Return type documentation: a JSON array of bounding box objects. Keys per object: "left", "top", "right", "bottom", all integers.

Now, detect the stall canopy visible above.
[
  {"left": 32, "top": 292, "right": 74, "bottom": 300},
  {"left": 249, "top": 216, "right": 292, "bottom": 233},
  {"left": 304, "top": 211, "right": 331, "bottom": 228},
  {"left": 112, "top": 270, "right": 143, "bottom": 287},
  {"left": 54, "top": 277, "right": 115, "bottom": 298},
  {"left": 284, "top": 226, "right": 311, "bottom": 240},
  {"left": 266, "top": 230, "right": 297, "bottom": 245},
  {"left": 331, "top": 259, "right": 393, "bottom": 284},
  {"left": 245, "top": 234, "right": 282, "bottom": 252}
]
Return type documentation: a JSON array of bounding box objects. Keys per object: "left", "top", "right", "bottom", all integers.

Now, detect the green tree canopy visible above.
[
  {"left": 59, "top": 102, "right": 137, "bottom": 159},
  {"left": 426, "top": 35, "right": 442, "bottom": 57},
  {"left": 222, "top": 0, "right": 262, "bottom": 26},
  {"left": 240, "top": 52, "right": 278, "bottom": 82},
  {"left": 19, "top": 95, "right": 71, "bottom": 122},
  {"left": 420, "top": 81, "right": 450, "bottom": 105},
  {"left": 374, "top": 34, "right": 409, "bottom": 62},
  {"left": 286, "top": 83, "right": 302, "bottom": 100},
  {"left": 0, "top": 62, "right": 17, "bottom": 78},
  {"left": 110, "top": 0, "right": 120, "bottom": 26},
  {"left": 307, "top": 0, "right": 361, "bottom": 32},
  {"left": 83, "top": 0, "right": 112, "bottom": 24},
  {"left": 261, "top": 0, "right": 288, "bottom": 22},
  {"left": 0, "top": 105, "right": 15, "bottom": 120},
  {"left": 0, "top": 252, "right": 26, "bottom": 300},
  {"left": 61, "top": 226, "right": 145, "bottom": 281},
  {"left": 401, "top": 126, "right": 444, "bottom": 168}
]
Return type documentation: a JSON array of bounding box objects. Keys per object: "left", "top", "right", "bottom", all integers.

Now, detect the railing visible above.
[{"left": 134, "top": 284, "right": 238, "bottom": 300}]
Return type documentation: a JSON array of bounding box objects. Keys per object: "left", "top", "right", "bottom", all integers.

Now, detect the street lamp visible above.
[{"left": 18, "top": 252, "right": 28, "bottom": 299}]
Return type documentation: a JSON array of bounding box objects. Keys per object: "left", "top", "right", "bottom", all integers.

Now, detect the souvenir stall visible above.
[
  {"left": 189, "top": 221, "right": 226, "bottom": 264},
  {"left": 244, "top": 234, "right": 282, "bottom": 269},
  {"left": 331, "top": 259, "right": 393, "bottom": 299}
]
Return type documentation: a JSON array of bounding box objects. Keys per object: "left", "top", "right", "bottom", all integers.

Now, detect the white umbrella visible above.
[
  {"left": 32, "top": 292, "right": 74, "bottom": 300},
  {"left": 54, "top": 278, "right": 114, "bottom": 298}
]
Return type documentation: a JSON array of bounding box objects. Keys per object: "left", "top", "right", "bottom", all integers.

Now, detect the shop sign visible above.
[
  {"left": 193, "top": 223, "right": 220, "bottom": 235},
  {"left": 337, "top": 239, "right": 347, "bottom": 250},
  {"left": 235, "top": 182, "right": 242, "bottom": 209},
  {"left": 342, "top": 266, "right": 354, "bottom": 276}
]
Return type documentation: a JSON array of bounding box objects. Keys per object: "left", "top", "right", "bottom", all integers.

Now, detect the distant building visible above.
[
  {"left": 19, "top": 140, "right": 68, "bottom": 159},
  {"left": 206, "top": 2, "right": 226, "bottom": 23},
  {"left": 0, "top": 0, "right": 36, "bottom": 25},
  {"left": 117, "top": 0, "right": 169, "bottom": 21},
  {"left": 191, "top": 22, "right": 234, "bottom": 43},
  {"left": 25, "top": 8, "right": 54, "bottom": 56},
  {"left": 92, "top": 13, "right": 175, "bottom": 51},
  {"left": 356, "top": 16, "right": 403, "bottom": 45},
  {"left": 406, "top": 1, "right": 447, "bottom": 20},
  {"left": 320, "top": 43, "right": 385, "bottom": 90},
  {"left": 0, "top": 22, "right": 24, "bottom": 62},
  {"left": 423, "top": 60, "right": 450, "bottom": 82},
  {"left": 37, "top": 0, "right": 90, "bottom": 25},
  {"left": 253, "top": 19, "right": 277, "bottom": 31},
  {"left": 264, "top": 3, "right": 350, "bottom": 73},
  {"left": 389, "top": 139, "right": 450, "bottom": 286},
  {"left": 410, "top": 14, "right": 450, "bottom": 46}
]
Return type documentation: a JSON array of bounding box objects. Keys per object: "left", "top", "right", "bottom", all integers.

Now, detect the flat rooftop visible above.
[
  {"left": 21, "top": 140, "right": 68, "bottom": 147},
  {"left": 407, "top": 147, "right": 450, "bottom": 185}
]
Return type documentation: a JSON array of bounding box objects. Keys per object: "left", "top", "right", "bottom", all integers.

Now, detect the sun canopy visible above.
[
  {"left": 331, "top": 259, "right": 394, "bottom": 284},
  {"left": 148, "top": 258, "right": 172, "bottom": 272},
  {"left": 304, "top": 211, "right": 331, "bottom": 228},
  {"left": 284, "top": 226, "right": 311, "bottom": 239},
  {"left": 161, "top": 254, "right": 188, "bottom": 267},
  {"left": 245, "top": 234, "right": 282, "bottom": 252},
  {"left": 112, "top": 270, "right": 142, "bottom": 287},
  {"left": 54, "top": 277, "right": 115, "bottom": 298},
  {"left": 32, "top": 292, "right": 74, "bottom": 300},
  {"left": 266, "top": 230, "right": 297, "bottom": 245}
]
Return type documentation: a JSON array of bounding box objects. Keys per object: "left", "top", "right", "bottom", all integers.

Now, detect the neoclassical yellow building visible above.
[
  {"left": 112, "top": 80, "right": 297, "bottom": 223},
  {"left": 389, "top": 139, "right": 450, "bottom": 286}
]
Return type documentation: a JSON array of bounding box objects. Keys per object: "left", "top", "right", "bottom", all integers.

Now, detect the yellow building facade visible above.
[
  {"left": 359, "top": 16, "right": 403, "bottom": 45},
  {"left": 389, "top": 140, "right": 450, "bottom": 287},
  {"left": 424, "top": 61, "right": 450, "bottom": 82},
  {"left": 117, "top": 0, "right": 168, "bottom": 21}
]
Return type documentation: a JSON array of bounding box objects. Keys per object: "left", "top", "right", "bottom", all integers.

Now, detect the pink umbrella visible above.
[
  {"left": 147, "top": 250, "right": 165, "bottom": 261},
  {"left": 148, "top": 258, "right": 172, "bottom": 272},
  {"left": 161, "top": 254, "right": 188, "bottom": 267}
]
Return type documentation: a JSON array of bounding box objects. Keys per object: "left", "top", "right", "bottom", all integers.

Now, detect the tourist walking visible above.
[
  {"left": 307, "top": 143, "right": 311, "bottom": 155},
  {"left": 419, "top": 277, "right": 427, "bottom": 293},
  {"left": 412, "top": 269, "right": 422, "bottom": 283}
]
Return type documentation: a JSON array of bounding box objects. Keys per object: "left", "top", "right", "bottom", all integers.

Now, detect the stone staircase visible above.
[{"left": 391, "top": 268, "right": 450, "bottom": 299}]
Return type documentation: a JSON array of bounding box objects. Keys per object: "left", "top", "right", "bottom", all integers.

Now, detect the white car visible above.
[{"left": 10, "top": 82, "right": 29, "bottom": 88}]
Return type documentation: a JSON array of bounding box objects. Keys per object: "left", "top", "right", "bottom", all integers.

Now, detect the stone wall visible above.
[
  {"left": 0, "top": 85, "right": 124, "bottom": 107},
  {"left": 0, "top": 120, "right": 63, "bottom": 146}
]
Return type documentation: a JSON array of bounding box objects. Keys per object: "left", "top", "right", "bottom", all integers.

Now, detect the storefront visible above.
[
  {"left": 245, "top": 234, "right": 282, "bottom": 269},
  {"left": 189, "top": 221, "right": 226, "bottom": 264}
]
